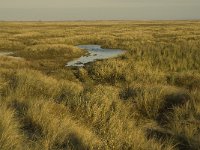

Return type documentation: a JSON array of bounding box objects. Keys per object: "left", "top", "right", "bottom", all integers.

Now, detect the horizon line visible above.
[{"left": 0, "top": 19, "right": 200, "bottom": 22}]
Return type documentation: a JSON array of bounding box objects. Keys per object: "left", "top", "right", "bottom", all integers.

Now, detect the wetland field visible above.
[{"left": 0, "top": 21, "right": 200, "bottom": 150}]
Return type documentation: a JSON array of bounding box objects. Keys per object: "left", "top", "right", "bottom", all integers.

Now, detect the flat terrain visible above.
[{"left": 0, "top": 21, "right": 200, "bottom": 150}]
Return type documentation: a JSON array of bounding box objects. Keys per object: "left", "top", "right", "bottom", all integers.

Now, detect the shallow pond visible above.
[{"left": 66, "top": 45, "right": 125, "bottom": 67}]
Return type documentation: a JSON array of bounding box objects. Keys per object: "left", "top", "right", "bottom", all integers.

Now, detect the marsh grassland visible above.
[{"left": 0, "top": 21, "right": 200, "bottom": 150}]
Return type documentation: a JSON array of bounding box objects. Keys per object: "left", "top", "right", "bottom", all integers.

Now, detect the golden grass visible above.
[{"left": 0, "top": 21, "right": 200, "bottom": 150}]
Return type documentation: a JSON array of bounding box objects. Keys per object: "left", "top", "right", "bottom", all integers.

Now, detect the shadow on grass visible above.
[
  {"left": 146, "top": 128, "right": 199, "bottom": 150},
  {"left": 145, "top": 92, "right": 199, "bottom": 150},
  {"left": 8, "top": 100, "right": 43, "bottom": 141},
  {"left": 53, "top": 133, "right": 87, "bottom": 150},
  {"left": 157, "top": 92, "right": 190, "bottom": 125},
  {"left": 119, "top": 86, "right": 136, "bottom": 101}
]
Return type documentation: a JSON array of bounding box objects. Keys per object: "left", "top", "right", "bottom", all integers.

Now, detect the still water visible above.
[{"left": 66, "top": 45, "right": 125, "bottom": 67}]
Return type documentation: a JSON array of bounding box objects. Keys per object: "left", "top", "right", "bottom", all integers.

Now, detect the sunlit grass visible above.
[{"left": 0, "top": 21, "right": 200, "bottom": 150}]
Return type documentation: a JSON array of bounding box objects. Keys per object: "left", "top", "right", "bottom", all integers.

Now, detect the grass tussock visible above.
[
  {"left": 0, "top": 104, "right": 26, "bottom": 150},
  {"left": 16, "top": 44, "right": 85, "bottom": 60}
]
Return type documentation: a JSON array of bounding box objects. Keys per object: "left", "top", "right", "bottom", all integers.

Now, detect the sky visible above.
[{"left": 0, "top": 0, "right": 200, "bottom": 21}]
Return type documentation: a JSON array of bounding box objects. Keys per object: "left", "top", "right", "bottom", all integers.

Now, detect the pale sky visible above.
[{"left": 0, "top": 0, "right": 200, "bottom": 20}]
